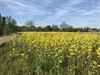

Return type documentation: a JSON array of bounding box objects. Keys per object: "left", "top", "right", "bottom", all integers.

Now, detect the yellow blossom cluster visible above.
[{"left": 5, "top": 32, "right": 100, "bottom": 75}]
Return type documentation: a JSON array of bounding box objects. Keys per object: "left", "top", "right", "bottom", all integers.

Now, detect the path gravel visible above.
[{"left": 0, "top": 35, "right": 16, "bottom": 46}]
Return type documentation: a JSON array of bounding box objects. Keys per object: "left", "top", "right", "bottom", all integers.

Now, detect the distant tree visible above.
[
  {"left": 52, "top": 24, "right": 59, "bottom": 31},
  {"left": 25, "top": 20, "right": 34, "bottom": 27},
  {"left": 36, "top": 26, "right": 44, "bottom": 31},
  {"left": 24, "top": 20, "right": 36, "bottom": 31},
  {"left": 1, "top": 16, "right": 6, "bottom": 27},
  {"left": 0, "top": 13, "right": 95, "bottom": 33},
  {"left": 60, "top": 22, "right": 73, "bottom": 31},
  {"left": 74, "top": 28, "right": 84, "bottom": 32},
  {"left": 20, "top": 26, "right": 29, "bottom": 31},
  {"left": 67, "top": 25, "right": 74, "bottom": 32},
  {"left": 10, "top": 18, "right": 17, "bottom": 32},
  {"left": 0, "top": 13, "right": 2, "bottom": 35},
  {"left": 1, "top": 16, "right": 6, "bottom": 34},
  {"left": 0, "top": 13, "right": 1, "bottom": 24},
  {"left": 83, "top": 27, "right": 89, "bottom": 32},
  {"left": 44, "top": 25, "right": 52, "bottom": 31},
  {"left": 3, "top": 17, "right": 17, "bottom": 34},
  {"left": 3, "top": 23, "right": 10, "bottom": 35},
  {"left": 0, "top": 14, "right": 18, "bottom": 35}
]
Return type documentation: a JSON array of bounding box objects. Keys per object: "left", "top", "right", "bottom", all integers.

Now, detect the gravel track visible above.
[{"left": 0, "top": 35, "right": 16, "bottom": 46}]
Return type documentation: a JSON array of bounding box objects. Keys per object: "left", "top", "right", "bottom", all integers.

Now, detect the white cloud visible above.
[
  {"left": 0, "top": 0, "right": 100, "bottom": 26},
  {"left": 44, "top": 0, "right": 100, "bottom": 23},
  {"left": 1, "top": 0, "right": 47, "bottom": 16},
  {"left": 44, "top": 0, "right": 85, "bottom": 22}
]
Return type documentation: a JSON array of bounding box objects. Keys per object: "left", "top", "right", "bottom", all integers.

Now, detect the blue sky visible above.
[{"left": 0, "top": 0, "right": 100, "bottom": 28}]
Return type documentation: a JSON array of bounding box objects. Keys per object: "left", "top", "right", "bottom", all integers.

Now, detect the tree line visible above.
[
  {"left": 0, "top": 14, "right": 18, "bottom": 36},
  {"left": 19, "top": 20, "right": 90, "bottom": 32},
  {"left": 0, "top": 13, "right": 99, "bottom": 36}
]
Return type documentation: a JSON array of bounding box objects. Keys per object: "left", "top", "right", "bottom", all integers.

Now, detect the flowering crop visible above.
[{"left": 0, "top": 32, "right": 100, "bottom": 75}]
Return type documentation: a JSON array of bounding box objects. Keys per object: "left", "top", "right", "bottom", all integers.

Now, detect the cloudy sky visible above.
[{"left": 0, "top": 0, "right": 100, "bottom": 28}]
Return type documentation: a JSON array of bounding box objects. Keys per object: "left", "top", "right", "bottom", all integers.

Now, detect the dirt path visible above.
[{"left": 0, "top": 35, "right": 16, "bottom": 46}]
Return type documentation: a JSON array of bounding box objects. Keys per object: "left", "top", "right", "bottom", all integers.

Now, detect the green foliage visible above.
[
  {"left": 0, "top": 32, "right": 100, "bottom": 75},
  {"left": 0, "top": 14, "right": 18, "bottom": 36},
  {"left": 0, "top": 13, "right": 99, "bottom": 34}
]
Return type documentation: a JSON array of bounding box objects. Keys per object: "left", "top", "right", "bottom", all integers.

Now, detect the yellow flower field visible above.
[{"left": 0, "top": 32, "right": 100, "bottom": 75}]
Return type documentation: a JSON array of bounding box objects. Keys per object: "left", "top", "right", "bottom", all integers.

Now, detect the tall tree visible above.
[
  {"left": 24, "top": 20, "right": 36, "bottom": 31},
  {"left": 25, "top": 20, "right": 34, "bottom": 27},
  {"left": 0, "top": 14, "right": 17, "bottom": 35},
  {"left": 60, "top": 22, "right": 73, "bottom": 31},
  {"left": 44, "top": 25, "right": 52, "bottom": 31},
  {"left": 52, "top": 24, "right": 59, "bottom": 31},
  {"left": 0, "top": 13, "right": 2, "bottom": 35},
  {"left": 0, "top": 13, "right": 1, "bottom": 24},
  {"left": 36, "top": 26, "right": 44, "bottom": 31}
]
